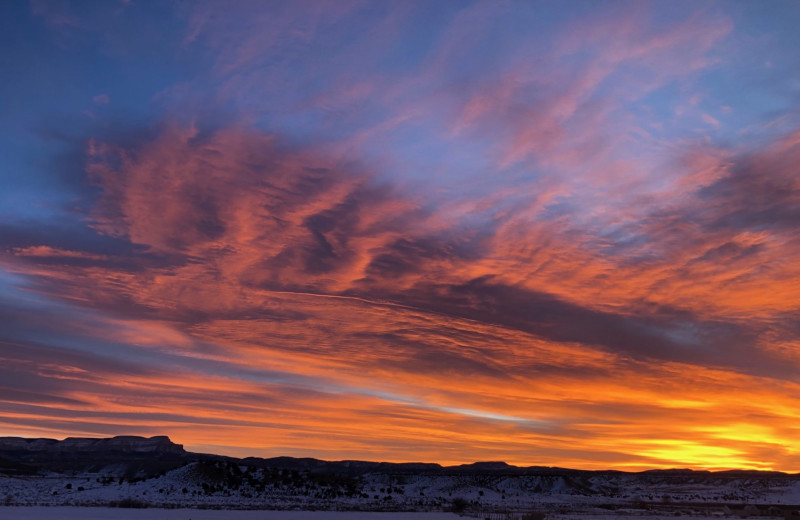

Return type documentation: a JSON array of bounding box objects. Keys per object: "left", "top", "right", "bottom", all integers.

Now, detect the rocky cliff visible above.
[
  {"left": 0, "top": 435, "right": 184, "bottom": 455},
  {"left": 0, "top": 435, "right": 186, "bottom": 477}
]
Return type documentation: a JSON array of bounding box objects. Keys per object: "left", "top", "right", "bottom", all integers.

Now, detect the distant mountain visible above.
[
  {"left": 0, "top": 435, "right": 186, "bottom": 477},
  {"left": 2, "top": 435, "right": 800, "bottom": 516},
  {"left": 0, "top": 435, "right": 184, "bottom": 454},
  {"left": 1, "top": 435, "right": 797, "bottom": 479}
]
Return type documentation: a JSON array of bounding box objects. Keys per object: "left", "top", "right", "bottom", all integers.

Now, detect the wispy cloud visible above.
[
  {"left": 2, "top": 0, "right": 800, "bottom": 470},
  {"left": 3, "top": 117, "right": 800, "bottom": 468}
]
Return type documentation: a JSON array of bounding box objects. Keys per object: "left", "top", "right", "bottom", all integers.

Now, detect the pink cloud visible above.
[
  {"left": 702, "top": 113, "right": 720, "bottom": 127},
  {"left": 12, "top": 246, "right": 108, "bottom": 261},
  {"left": 447, "top": 6, "right": 733, "bottom": 170},
  {"left": 30, "top": 0, "right": 81, "bottom": 29},
  {"left": 3, "top": 119, "right": 800, "bottom": 469}
]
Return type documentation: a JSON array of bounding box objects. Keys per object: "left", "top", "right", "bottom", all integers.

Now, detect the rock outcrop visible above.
[
  {"left": 0, "top": 435, "right": 186, "bottom": 477},
  {"left": 0, "top": 435, "right": 184, "bottom": 455}
]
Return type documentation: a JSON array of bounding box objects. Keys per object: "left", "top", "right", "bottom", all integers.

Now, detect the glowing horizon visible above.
[{"left": 2, "top": 0, "right": 800, "bottom": 472}]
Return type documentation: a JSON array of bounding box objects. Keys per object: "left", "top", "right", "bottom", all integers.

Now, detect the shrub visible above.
[
  {"left": 109, "top": 498, "right": 148, "bottom": 508},
  {"left": 521, "top": 512, "right": 546, "bottom": 520},
  {"left": 450, "top": 497, "right": 468, "bottom": 514}
]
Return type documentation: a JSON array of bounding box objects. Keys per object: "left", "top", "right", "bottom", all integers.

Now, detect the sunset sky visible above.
[{"left": 2, "top": 0, "right": 800, "bottom": 472}]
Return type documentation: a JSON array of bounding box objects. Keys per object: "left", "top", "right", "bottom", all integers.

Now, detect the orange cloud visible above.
[{"left": 2, "top": 119, "right": 800, "bottom": 471}]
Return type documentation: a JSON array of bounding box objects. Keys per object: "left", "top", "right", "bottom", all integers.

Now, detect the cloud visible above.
[
  {"left": 30, "top": 0, "right": 81, "bottom": 29},
  {"left": 12, "top": 245, "right": 108, "bottom": 262},
  {"left": 4, "top": 1, "right": 800, "bottom": 470},
  {"left": 7, "top": 119, "right": 800, "bottom": 358},
  {"left": 450, "top": 5, "right": 733, "bottom": 168},
  {"left": 83, "top": 125, "right": 433, "bottom": 299},
  {"left": 19, "top": 122, "right": 769, "bottom": 379},
  {"left": 0, "top": 118, "right": 798, "bottom": 469},
  {"left": 702, "top": 113, "right": 720, "bottom": 127},
  {"left": 698, "top": 130, "right": 800, "bottom": 232}
]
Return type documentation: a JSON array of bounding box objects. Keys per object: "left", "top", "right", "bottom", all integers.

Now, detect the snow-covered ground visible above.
[
  {"left": 0, "top": 508, "right": 786, "bottom": 520},
  {"left": 3, "top": 461, "right": 800, "bottom": 519},
  {"left": 0, "top": 507, "right": 461, "bottom": 520}
]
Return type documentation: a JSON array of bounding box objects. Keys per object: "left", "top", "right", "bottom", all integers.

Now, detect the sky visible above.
[{"left": 1, "top": 0, "right": 800, "bottom": 472}]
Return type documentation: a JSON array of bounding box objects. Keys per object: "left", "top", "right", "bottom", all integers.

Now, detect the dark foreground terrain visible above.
[{"left": 1, "top": 436, "right": 799, "bottom": 519}]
